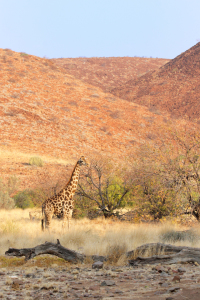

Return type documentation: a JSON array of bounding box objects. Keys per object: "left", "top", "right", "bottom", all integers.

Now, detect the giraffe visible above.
[{"left": 41, "top": 156, "right": 88, "bottom": 230}]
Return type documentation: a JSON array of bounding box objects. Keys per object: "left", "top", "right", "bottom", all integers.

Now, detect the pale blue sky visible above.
[{"left": 0, "top": 0, "right": 199, "bottom": 59}]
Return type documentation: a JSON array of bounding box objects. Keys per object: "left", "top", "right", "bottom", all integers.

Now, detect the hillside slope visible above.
[
  {"left": 52, "top": 57, "right": 169, "bottom": 94},
  {"left": 111, "top": 42, "right": 200, "bottom": 121},
  {"left": 0, "top": 49, "right": 195, "bottom": 189}
]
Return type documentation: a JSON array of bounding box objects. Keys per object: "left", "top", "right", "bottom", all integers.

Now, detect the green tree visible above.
[
  {"left": 76, "top": 156, "right": 130, "bottom": 218},
  {"left": 14, "top": 188, "right": 46, "bottom": 209}
]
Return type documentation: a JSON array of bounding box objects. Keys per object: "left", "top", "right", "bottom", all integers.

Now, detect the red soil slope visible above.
[
  {"left": 52, "top": 57, "right": 169, "bottom": 94},
  {"left": 0, "top": 49, "right": 178, "bottom": 160},
  {"left": 111, "top": 42, "right": 200, "bottom": 121},
  {"left": 0, "top": 49, "right": 195, "bottom": 189}
]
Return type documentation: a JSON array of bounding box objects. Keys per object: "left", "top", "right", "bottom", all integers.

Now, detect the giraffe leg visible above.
[
  {"left": 67, "top": 210, "right": 73, "bottom": 230},
  {"left": 45, "top": 212, "right": 53, "bottom": 231},
  {"left": 62, "top": 209, "right": 72, "bottom": 230},
  {"left": 62, "top": 205, "right": 67, "bottom": 229}
]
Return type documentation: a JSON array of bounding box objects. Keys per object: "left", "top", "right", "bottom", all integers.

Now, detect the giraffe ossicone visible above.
[{"left": 41, "top": 156, "right": 88, "bottom": 230}]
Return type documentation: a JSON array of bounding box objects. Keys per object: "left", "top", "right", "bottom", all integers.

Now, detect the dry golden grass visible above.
[{"left": 0, "top": 208, "right": 200, "bottom": 265}]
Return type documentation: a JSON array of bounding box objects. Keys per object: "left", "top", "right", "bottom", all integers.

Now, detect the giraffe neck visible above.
[{"left": 64, "top": 162, "right": 81, "bottom": 192}]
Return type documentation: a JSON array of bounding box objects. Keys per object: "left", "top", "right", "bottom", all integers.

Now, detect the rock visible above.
[
  {"left": 89, "top": 285, "right": 99, "bottom": 291},
  {"left": 154, "top": 265, "right": 165, "bottom": 273},
  {"left": 71, "top": 269, "right": 79, "bottom": 274},
  {"left": 114, "top": 289, "right": 123, "bottom": 294},
  {"left": 101, "top": 280, "right": 116, "bottom": 286},
  {"left": 168, "top": 286, "right": 180, "bottom": 293},
  {"left": 111, "top": 268, "right": 123, "bottom": 272},
  {"left": 83, "top": 293, "right": 90, "bottom": 297},
  {"left": 161, "top": 282, "right": 169, "bottom": 287},
  {"left": 92, "top": 261, "right": 103, "bottom": 269},
  {"left": 178, "top": 267, "right": 186, "bottom": 273},
  {"left": 73, "top": 292, "right": 82, "bottom": 298},
  {"left": 194, "top": 262, "right": 199, "bottom": 266},
  {"left": 172, "top": 275, "right": 181, "bottom": 282},
  {"left": 166, "top": 297, "right": 174, "bottom": 300},
  {"left": 25, "top": 273, "right": 36, "bottom": 278}
]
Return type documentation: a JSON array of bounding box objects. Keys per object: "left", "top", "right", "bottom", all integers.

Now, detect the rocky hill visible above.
[{"left": 111, "top": 42, "right": 200, "bottom": 121}]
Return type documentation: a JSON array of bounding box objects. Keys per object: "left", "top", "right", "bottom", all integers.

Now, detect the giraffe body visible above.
[{"left": 41, "top": 156, "right": 87, "bottom": 230}]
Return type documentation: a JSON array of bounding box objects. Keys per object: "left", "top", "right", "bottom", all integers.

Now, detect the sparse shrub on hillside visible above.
[
  {"left": 20, "top": 52, "right": 28, "bottom": 56},
  {"left": 1, "top": 55, "right": 6, "bottom": 63},
  {"left": 0, "top": 190, "right": 15, "bottom": 209},
  {"left": 132, "top": 176, "right": 177, "bottom": 220},
  {"left": 7, "top": 175, "right": 19, "bottom": 196},
  {"left": 148, "top": 107, "right": 161, "bottom": 115},
  {"left": 128, "top": 128, "right": 200, "bottom": 222},
  {"left": 110, "top": 111, "right": 120, "bottom": 119},
  {"left": 8, "top": 78, "right": 16, "bottom": 83},
  {"left": 4, "top": 49, "right": 13, "bottom": 56},
  {"left": 14, "top": 190, "right": 34, "bottom": 209},
  {"left": 90, "top": 93, "right": 100, "bottom": 98},
  {"left": 129, "top": 145, "right": 180, "bottom": 221},
  {"left": 14, "top": 188, "right": 46, "bottom": 209},
  {"left": 0, "top": 177, "right": 18, "bottom": 209},
  {"left": 29, "top": 156, "right": 44, "bottom": 167},
  {"left": 10, "top": 93, "right": 19, "bottom": 99}
]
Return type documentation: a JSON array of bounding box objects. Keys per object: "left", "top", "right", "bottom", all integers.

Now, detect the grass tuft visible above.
[{"left": 29, "top": 156, "right": 44, "bottom": 167}]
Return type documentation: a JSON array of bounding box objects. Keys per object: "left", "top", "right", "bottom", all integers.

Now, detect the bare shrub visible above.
[
  {"left": 10, "top": 93, "right": 19, "bottom": 99},
  {"left": 110, "top": 111, "right": 120, "bottom": 119},
  {"left": 20, "top": 52, "right": 29, "bottom": 57},
  {"left": 149, "top": 107, "right": 161, "bottom": 115},
  {"left": 100, "top": 126, "right": 107, "bottom": 132},
  {"left": 17, "top": 72, "right": 26, "bottom": 77},
  {"left": 90, "top": 106, "right": 99, "bottom": 111},
  {"left": 0, "top": 192, "right": 15, "bottom": 209},
  {"left": 90, "top": 93, "right": 100, "bottom": 98},
  {"left": 129, "top": 140, "right": 136, "bottom": 145},
  {"left": 6, "top": 110, "right": 17, "bottom": 117},
  {"left": 8, "top": 78, "right": 16, "bottom": 83},
  {"left": 60, "top": 107, "right": 71, "bottom": 112},
  {"left": 1, "top": 56, "right": 6, "bottom": 63},
  {"left": 68, "top": 101, "right": 77, "bottom": 106},
  {"left": 40, "top": 68, "right": 47, "bottom": 73},
  {"left": 146, "top": 133, "right": 157, "bottom": 140},
  {"left": 0, "top": 176, "right": 18, "bottom": 209}
]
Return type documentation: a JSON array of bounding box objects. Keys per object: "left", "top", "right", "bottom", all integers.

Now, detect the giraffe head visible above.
[{"left": 77, "top": 156, "right": 89, "bottom": 166}]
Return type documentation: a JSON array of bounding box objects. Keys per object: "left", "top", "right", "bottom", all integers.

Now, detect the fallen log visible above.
[
  {"left": 5, "top": 241, "right": 200, "bottom": 266},
  {"left": 5, "top": 239, "right": 85, "bottom": 263},
  {"left": 128, "top": 243, "right": 200, "bottom": 266}
]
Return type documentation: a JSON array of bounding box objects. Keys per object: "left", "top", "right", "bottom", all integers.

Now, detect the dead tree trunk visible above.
[
  {"left": 5, "top": 239, "right": 85, "bottom": 263},
  {"left": 128, "top": 243, "right": 200, "bottom": 265},
  {"left": 5, "top": 241, "right": 200, "bottom": 266}
]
